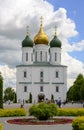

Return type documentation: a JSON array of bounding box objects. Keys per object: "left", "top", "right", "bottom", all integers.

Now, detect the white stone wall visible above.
[{"left": 16, "top": 65, "right": 67, "bottom": 103}]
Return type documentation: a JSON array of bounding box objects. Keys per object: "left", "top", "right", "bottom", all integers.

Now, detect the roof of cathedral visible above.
[
  {"left": 22, "top": 26, "right": 33, "bottom": 47},
  {"left": 50, "top": 27, "right": 62, "bottom": 48},
  {"left": 34, "top": 16, "right": 49, "bottom": 45}
]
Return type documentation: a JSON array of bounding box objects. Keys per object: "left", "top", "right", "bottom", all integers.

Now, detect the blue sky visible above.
[{"left": 47, "top": 0, "right": 84, "bottom": 62}]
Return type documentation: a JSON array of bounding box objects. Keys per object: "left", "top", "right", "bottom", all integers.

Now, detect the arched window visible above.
[
  {"left": 55, "top": 52, "right": 57, "bottom": 61},
  {"left": 40, "top": 86, "right": 43, "bottom": 92},
  {"left": 56, "top": 86, "right": 59, "bottom": 92},
  {"left": 46, "top": 52, "right": 47, "bottom": 61},
  {"left": 40, "top": 51, "right": 42, "bottom": 61},
  {"left": 26, "top": 53, "right": 28, "bottom": 61},
  {"left": 24, "top": 71, "right": 27, "bottom": 78},
  {"left": 35, "top": 52, "right": 37, "bottom": 62},
  {"left": 56, "top": 71, "right": 59, "bottom": 78},
  {"left": 24, "top": 86, "right": 27, "bottom": 92},
  {"left": 31, "top": 53, "right": 33, "bottom": 61}
]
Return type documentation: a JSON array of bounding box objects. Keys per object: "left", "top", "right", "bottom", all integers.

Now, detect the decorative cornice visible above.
[
  {"left": 19, "top": 82, "right": 32, "bottom": 84},
  {"left": 52, "top": 82, "right": 64, "bottom": 84},
  {"left": 16, "top": 62, "right": 67, "bottom": 67},
  {"left": 34, "top": 82, "right": 49, "bottom": 84}
]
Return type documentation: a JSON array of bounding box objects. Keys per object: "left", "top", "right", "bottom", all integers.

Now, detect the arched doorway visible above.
[{"left": 38, "top": 93, "right": 45, "bottom": 102}]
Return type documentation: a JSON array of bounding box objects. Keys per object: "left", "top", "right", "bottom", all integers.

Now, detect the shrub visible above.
[
  {"left": 72, "top": 116, "right": 84, "bottom": 130},
  {"left": 57, "top": 108, "right": 84, "bottom": 116},
  {"left": 29, "top": 102, "right": 58, "bottom": 120},
  {"left": 0, "top": 124, "right": 3, "bottom": 130},
  {"left": 0, "top": 108, "right": 26, "bottom": 117}
]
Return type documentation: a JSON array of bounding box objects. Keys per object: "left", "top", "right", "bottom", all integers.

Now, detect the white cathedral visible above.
[{"left": 16, "top": 17, "right": 67, "bottom": 103}]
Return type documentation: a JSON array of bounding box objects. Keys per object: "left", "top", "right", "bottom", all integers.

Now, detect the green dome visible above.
[
  {"left": 50, "top": 35, "right": 61, "bottom": 48},
  {"left": 22, "top": 35, "right": 33, "bottom": 47}
]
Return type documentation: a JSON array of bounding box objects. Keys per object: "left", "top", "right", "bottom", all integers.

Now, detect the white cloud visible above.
[
  {"left": 0, "top": 0, "right": 84, "bottom": 90},
  {"left": 62, "top": 52, "right": 84, "bottom": 89},
  {"left": 0, "top": 65, "right": 16, "bottom": 90},
  {"left": 67, "top": 40, "right": 84, "bottom": 52}
]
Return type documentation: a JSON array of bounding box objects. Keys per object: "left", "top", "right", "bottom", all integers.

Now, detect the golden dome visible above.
[{"left": 34, "top": 16, "right": 49, "bottom": 45}]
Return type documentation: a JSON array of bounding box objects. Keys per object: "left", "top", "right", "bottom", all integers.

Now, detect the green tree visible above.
[
  {"left": 67, "top": 74, "right": 84, "bottom": 101},
  {"left": 51, "top": 94, "right": 54, "bottom": 102},
  {"left": 0, "top": 72, "right": 3, "bottom": 108},
  {"left": 4, "top": 87, "right": 16, "bottom": 102},
  {"left": 29, "top": 92, "right": 32, "bottom": 103}
]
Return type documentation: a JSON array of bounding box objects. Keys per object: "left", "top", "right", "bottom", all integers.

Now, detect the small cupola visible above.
[
  {"left": 50, "top": 27, "right": 61, "bottom": 48},
  {"left": 22, "top": 26, "right": 33, "bottom": 47}
]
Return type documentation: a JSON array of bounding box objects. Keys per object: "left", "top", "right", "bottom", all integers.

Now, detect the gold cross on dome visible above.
[
  {"left": 26, "top": 26, "right": 29, "bottom": 36},
  {"left": 40, "top": 16, "right": 43, "bottom": 27}
]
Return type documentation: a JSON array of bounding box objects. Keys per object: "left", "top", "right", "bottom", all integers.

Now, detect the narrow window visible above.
[
  {"left": 40, "top": 86, "right": 43, "bottom": 92},
  {"left": 24, "top": 86, "right": 27, "bottom": 92},
  {"left": 22, "top": 53, "right": 23, "bottom": 62},
  {"left": 40, "top": 51, "right": 42, "bottom": 61},
  {"left": 40, "top": 71, "right": 43, "bottom": 78},
  {"left": 26, "top": 53, "right": 28, "bottom": 61},
  {"left": 46, "top": 52, "right": 47, "bottom": 61},
  {"left": 40, "top": 79, "right": 43, "bottom": 82},
  {"left": 35, "top": 52, "right": 37, "bottom": 62},
  {"left": 31, "top": 53, "right": 33, "bottom": 61},
  {"left": 56, "top": 86, "right": 59, "bottom": 92},
  {"left": 56, "top": 71, "right": 59, "bottom": 78},
  {"left": 55, "top": 52, "right": 57, "bottom": 61},
  {"left": 24, "top": 71, "right": 27, "bottom": 78}
]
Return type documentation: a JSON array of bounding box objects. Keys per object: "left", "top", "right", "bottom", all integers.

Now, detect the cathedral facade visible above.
[{"left": 16, "top": 18, "right": 67, "bottom": 103}]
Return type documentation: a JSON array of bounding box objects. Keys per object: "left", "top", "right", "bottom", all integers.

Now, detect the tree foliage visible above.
[
  {"left": 4, "top": 87, "right": 16, "bottom": 102},
  {"left": 67, "top": 74, "right": 84, "bottom": 101},
  {"left": 29, "top": 92, "right": 32, "bottom": 103},
  {"left": 29, "top": 102, "right": 58, "bottom": 120},
  {"left": 0, "top": 72, "right": 3, "bottom": 108}
]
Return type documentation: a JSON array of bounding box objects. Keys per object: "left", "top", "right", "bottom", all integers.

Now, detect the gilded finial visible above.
[
  {"left": 40, "top": 16, "right": 43, "bottom": 27},
  {"left": 26, "top": 26, "right": 29, "bottom": 36}
]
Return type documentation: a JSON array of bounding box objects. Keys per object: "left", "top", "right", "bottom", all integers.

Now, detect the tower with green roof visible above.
[
  {"left": 22, "top": 26, "right": 33, "bottom": 65},
  {"left": 50, "top": 27, "right": 62, "bottom": 65}
]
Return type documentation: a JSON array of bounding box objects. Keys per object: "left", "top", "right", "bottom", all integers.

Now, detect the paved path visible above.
[{"left": 0, "top": 117, "right": 73, "bottom": 130}]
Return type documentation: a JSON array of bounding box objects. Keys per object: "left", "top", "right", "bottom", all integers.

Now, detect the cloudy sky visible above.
[{"left": 0, "top": 0, "right": 84, "bottom": 90}]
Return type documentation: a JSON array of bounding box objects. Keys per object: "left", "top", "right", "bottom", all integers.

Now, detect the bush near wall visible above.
[
  {"left": 29, "top": 102, "right": 58, "bottom": 120},
  {"left": 0, "top": 124, "right": 3, "bottom": 130},
  {"left": 72, "top": 116, "right": 84, "bottom": 130},
  {"left": 0, "top": 108, "right": 26, "bottom": 117},
  {"left": 57, "top": 108, "right": 84, "bottom": 116}
]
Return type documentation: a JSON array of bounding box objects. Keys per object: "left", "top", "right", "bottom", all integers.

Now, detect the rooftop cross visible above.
[
  {"left": 26, "top": 26, "right": 29, "bottom": 36},
  {"left": 40, "top": 16, "right": 43, "bottom": 27}
]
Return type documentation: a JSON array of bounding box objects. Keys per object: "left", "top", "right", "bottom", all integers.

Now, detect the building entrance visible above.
[{"left": 38, "top": 93, "right": 45, "bottom": 102}]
